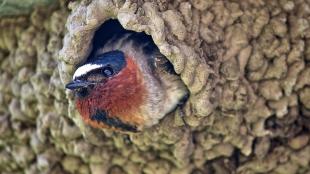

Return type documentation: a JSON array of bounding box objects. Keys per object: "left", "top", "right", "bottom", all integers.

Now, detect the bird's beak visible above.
[{"left": 65, "top": 80, "right": 94, "bottom": 90}]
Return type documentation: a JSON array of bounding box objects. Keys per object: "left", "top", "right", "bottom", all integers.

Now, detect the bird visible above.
[{"left": 65, "top": 32, "right": 188, "bottom": 132}]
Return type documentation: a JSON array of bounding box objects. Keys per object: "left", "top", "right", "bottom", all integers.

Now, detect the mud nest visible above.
[{"left": 0, "top": 0, "right": 310, "bottom": 174}]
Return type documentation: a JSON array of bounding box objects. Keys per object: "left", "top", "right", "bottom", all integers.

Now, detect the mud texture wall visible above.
[{"left": 0, "top": 0, "right": 310, "bottom": 174}]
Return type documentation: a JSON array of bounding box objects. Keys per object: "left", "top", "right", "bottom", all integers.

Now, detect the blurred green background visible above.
[{"left": 0, "top": 0, "right": 55, "bottom": 16}]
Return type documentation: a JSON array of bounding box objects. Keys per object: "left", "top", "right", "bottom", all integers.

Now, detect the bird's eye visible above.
[
  {"left": 102, "top": 67, "right": 114, "bottom": 77},
  {"left": 85, "top": 67, "right": 114, "bottom": 82}
]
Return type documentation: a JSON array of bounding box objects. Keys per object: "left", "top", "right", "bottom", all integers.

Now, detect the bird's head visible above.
[{"left": 66, "top": 50, "right": 146, "bottom": 132}]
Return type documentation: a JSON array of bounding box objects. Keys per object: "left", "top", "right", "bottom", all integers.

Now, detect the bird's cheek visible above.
[{"left": 76, "top": 88, "right": 90, "bottom": 98}]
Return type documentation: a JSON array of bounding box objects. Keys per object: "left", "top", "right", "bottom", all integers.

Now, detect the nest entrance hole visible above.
[{"left": 86, "top": 19, "right": 158, "bottom": 62}]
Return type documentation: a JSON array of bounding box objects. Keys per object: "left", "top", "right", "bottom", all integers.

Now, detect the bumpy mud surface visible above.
[{"left": 0, "top": 0, "right": 310, "bottom": 173}]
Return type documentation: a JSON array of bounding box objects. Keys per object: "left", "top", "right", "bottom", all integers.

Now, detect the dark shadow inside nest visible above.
[{"left": 86, "top": 19, "right": 157, "bottom": 62}]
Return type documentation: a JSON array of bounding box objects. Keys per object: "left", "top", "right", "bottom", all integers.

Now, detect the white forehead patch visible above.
[{"left": 73, "top": 64, "right": 103, "bottom": 80}]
